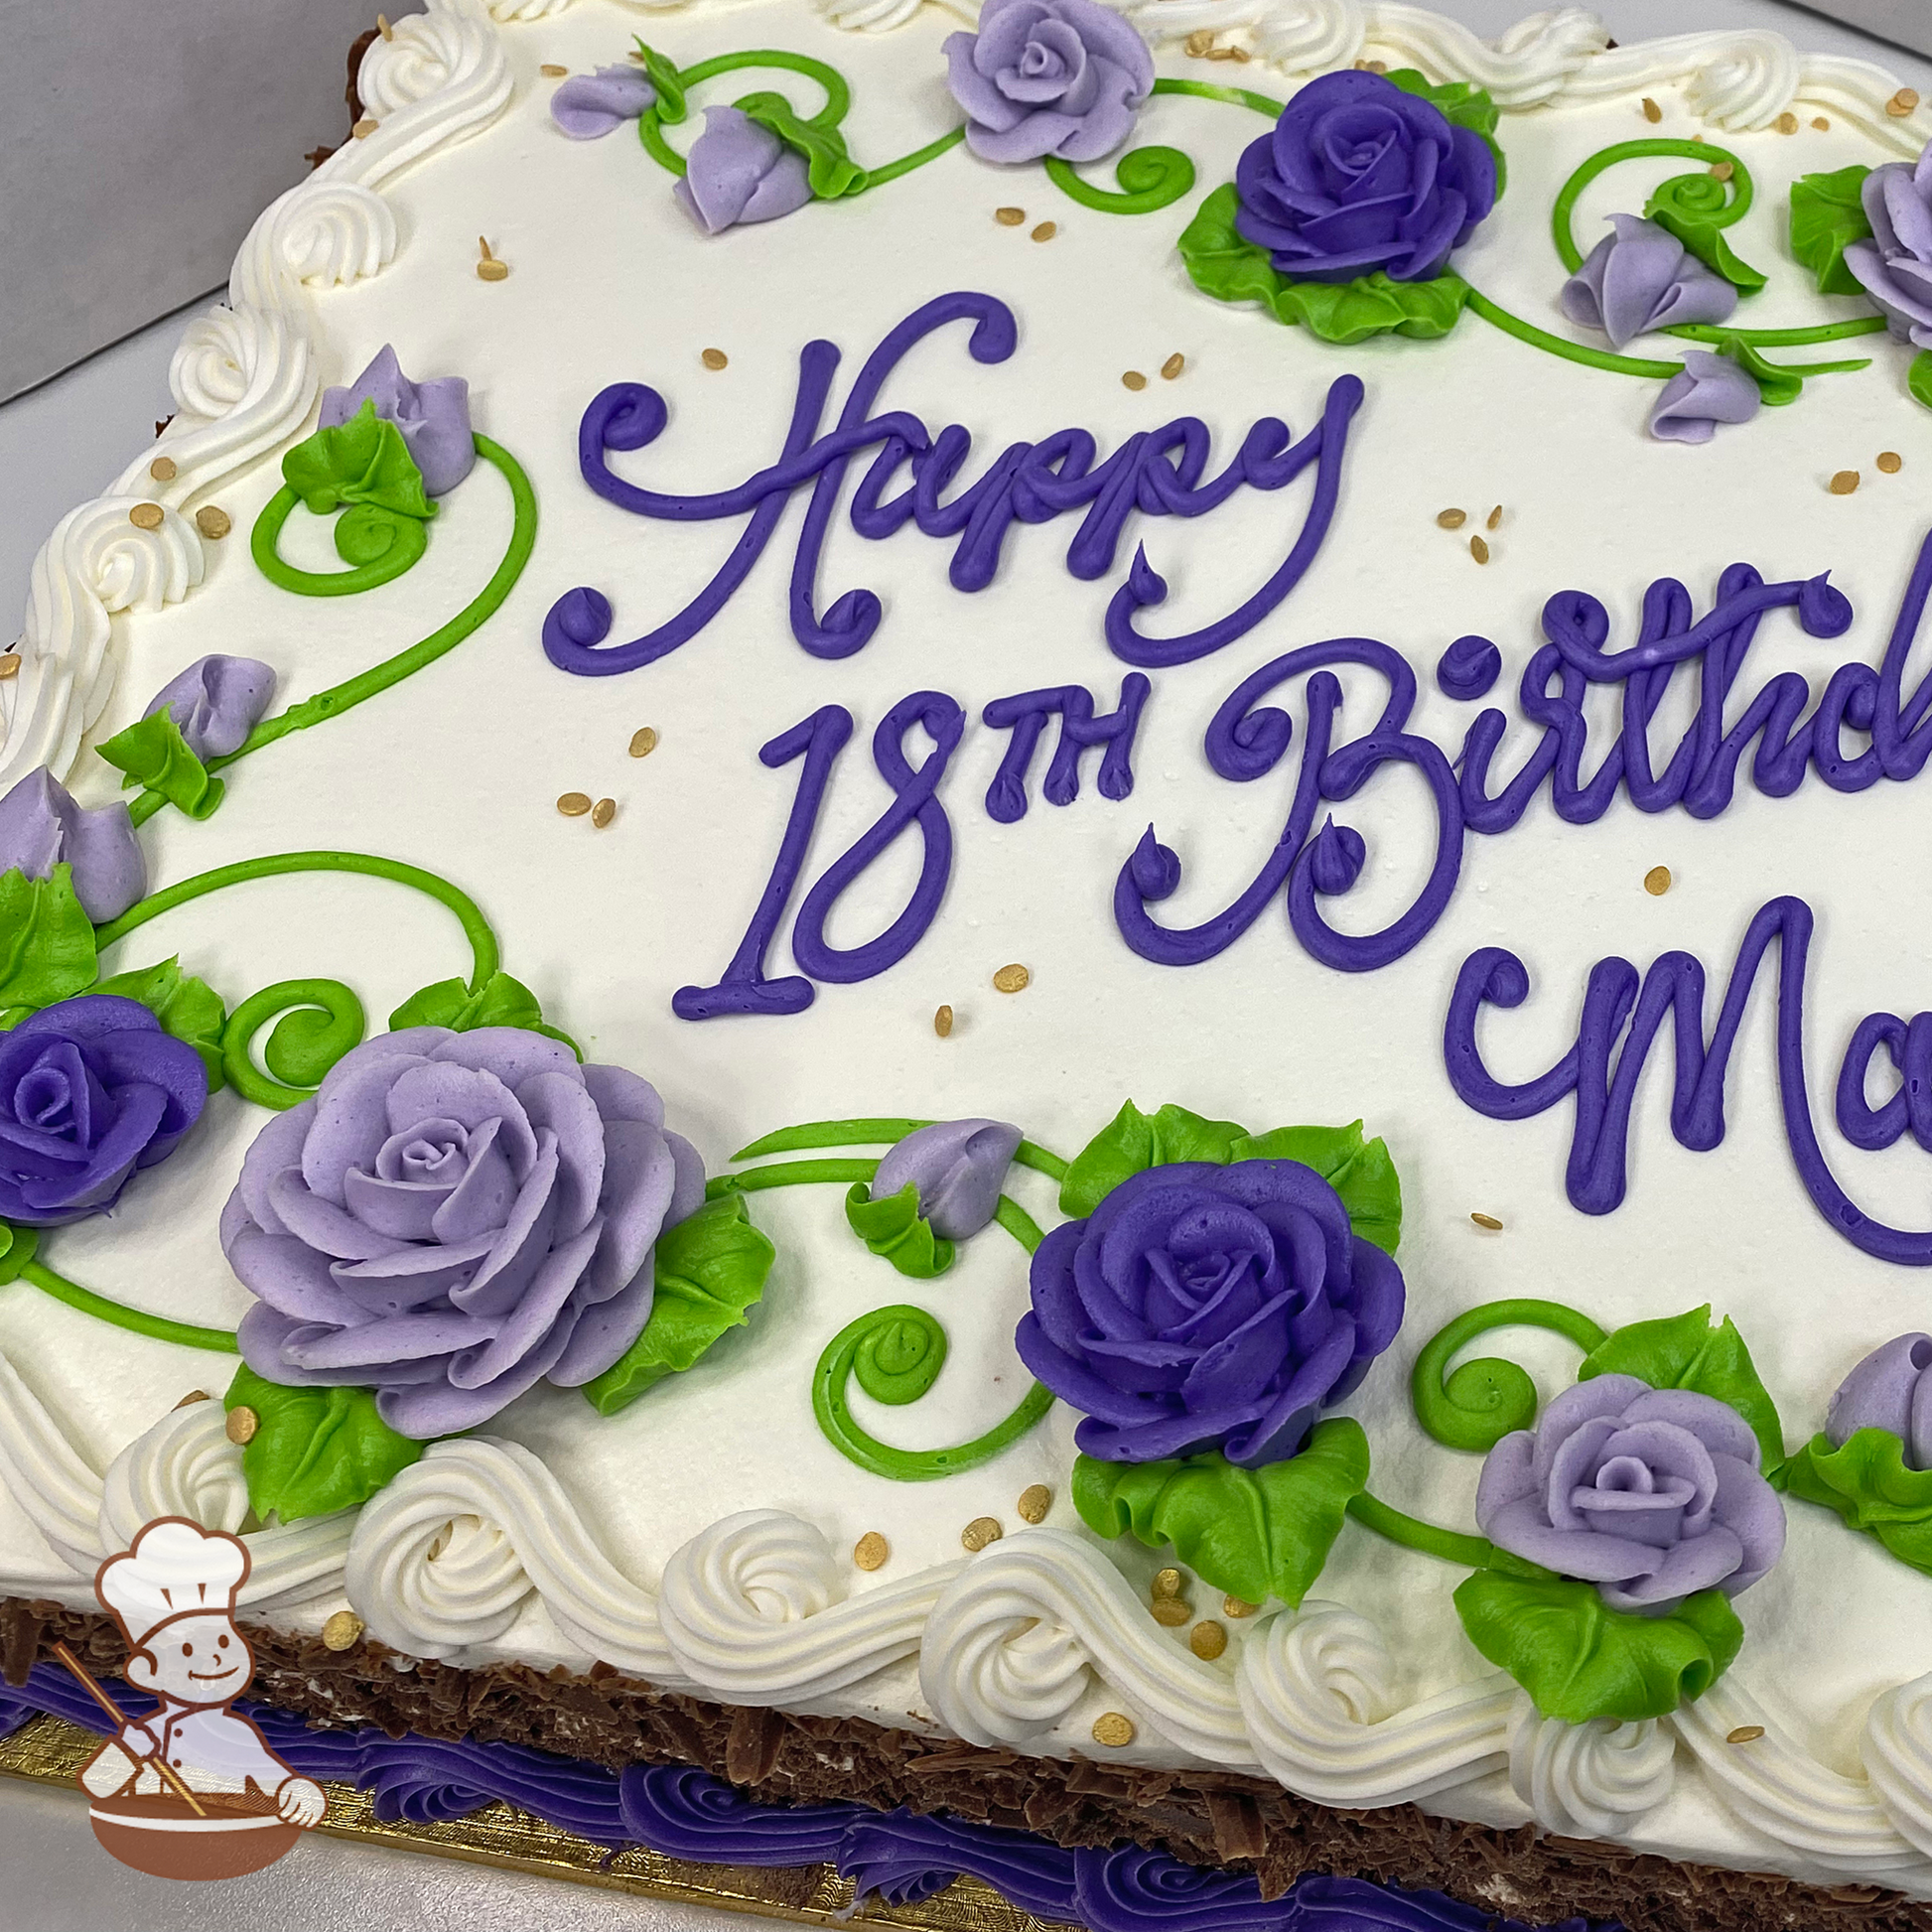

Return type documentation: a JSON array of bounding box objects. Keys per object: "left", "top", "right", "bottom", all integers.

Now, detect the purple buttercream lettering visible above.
[{"left": 982, "top": 674, "right": 1151, "bottom": 821}]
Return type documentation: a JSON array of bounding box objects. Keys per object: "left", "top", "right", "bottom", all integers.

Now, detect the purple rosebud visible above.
[
  {"left": 673, "top": 107, "right": 812, "bottom": 235},
  {"left": 1647, "top": 350, "right": 1761, "bottom": 444},
  {"left": 943, "top": 0, "right": 1154, "bottom": 166},
  {"left": 1561, "top": 213, "right": 1739, "bottom": 348},
  {"left": 1827, "top": 1332, "right": 1932, "bottom": 1469},
  {"left": 0, "top": 995, "right": 207, "bottom": 1225},
  {"left": 871, "top": 1119, "right": 1022, "bottom": 1241},
  {"left": 143, "top": 655, "right": 276, "bottom": 762},
  {"left": 1846, "top": 146, "right": 1932, "bottom": 347},
  {"left": 1475, "top": 1376, "right": 1785, "bottom": 1613},
  {"left": 1232, "top": 69, "right": 1497, "bottom": 286},
  {"left": 550, "top": 64, "right": 656, "bottom": 141},
  {"left": 1015, "top": 1160, "right": 1405, "bottom": 1467},
  {"left": 224, "top": 1027, "right": 706, "bottom": 1439},
  {"left": 318, "top": 345, "right": 474, "bottom": 497},
  {"left": 0, "top": 768, "right": 145, "bottom": 923}
]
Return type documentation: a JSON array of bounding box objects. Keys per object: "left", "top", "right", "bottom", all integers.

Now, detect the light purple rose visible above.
[
  {"left": 550, "top": 64, "right": 656, "bottom": 141},
  {"left": 944, "top": 0, "right": 1154, "bottom": 166},
  {"left": 673, "top": 107, "right": 812, "bottom": 235},
  {"left": 143, "top": 655, "right": 275, "bottom": 761},
  {"left": 1647, "top": 351, "right": 1760, "bottom": 444},
  {"left": 871, "top": 1119, "right": 1022, "bottom": 1241},
  {"left": 1827, "top": 1333, "right": 1932, "bottom": 1469},
  {"left": 1846, "top": 147, "right": 1932, "bottom": 347},
  {"left": 1561, "top": 213, "right": 1738, "bottom": 348},
  {"left": 0, "top": 768, "right": 145, "bottom": 922},
  {"left": 1475, "top": 1376, "right": 1785, "bottom": 1612},
  {"left": 319, "top": 345, "right": 474, "bottom": 498},
  {"left": 223, "top": 1027, "right": 705, "bottom": 1439}
]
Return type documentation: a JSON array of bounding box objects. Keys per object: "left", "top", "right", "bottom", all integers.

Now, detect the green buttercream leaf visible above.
[
  {"left": 582, "top": 1194, "right": 774, "bottom": 1415},
  {"left": 223, "top": 1363, "right": 422, "bottom": 1524},
  {"left": 1785, "top": 1427, "right": 1932, "bottom": 1574},
  {"left": 95, "top": 712, "right": 224, "bottom": 819},
  {"left": 387, "top": 972, "right": 580, "bottom": 1057},
  {"left": 1453, "top": 1568, "right": 1742, "bottom": 1722},
  {"left": 0, "top": 866, "right": 98, "bottom": 1012},
  {"left": 0, "top": 1222, "right": 41, "bottom": 1287},
  {"left": 1058, "top": 1099, "right": 1249, "bottom": 1218},
  {"left": 736, "top": 90, "right": 865, "bottom": 199},
  {"left": 1382, "top": 68, "right": 1506, "bottom": 200},
  {"left": 93, "top": 955, "right": 228, "bottom": 1090},
  {"left": 282, "top": 401, "right": 435, "bottom": 521},
  {"left": 1579, "top": 1304, "right": 1784, "bottom": 1472},
  {"left": 1789, "top": 164, "right": 1874, "bottom": 297},
  {"left": 843, "top": 1180, "right": 954, "bottom": 1279},
  {"left": 1179, "top": 185, "right": 1471, "bottom": 345},
  {"left": 1229, "top": 1120, "right": 1402, "bottom": 1256},
  {"left": 633, "top": 40, "right": 686, "bottom": 122},
  {"left": 1644, "top": 195, "right": 1767, "bottom": 295},
  {"left": 1714, "top": 334, "right": 1804, "bottom": 406},
  {"left": 1910, "top": 349, "right": 1932, "bottom": 412},
  {"left": 1072, "top": 1419, "right": 1368, "bottom": 1607}
]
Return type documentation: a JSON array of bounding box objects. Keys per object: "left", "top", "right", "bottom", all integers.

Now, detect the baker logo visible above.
[{"left": 56, "top": 1517, "right": 326, "bottom": 1879}]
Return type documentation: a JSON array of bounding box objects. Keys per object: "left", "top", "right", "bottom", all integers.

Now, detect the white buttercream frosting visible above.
[{"left": 1509, "top": 1706, "right": 1675, "bottom": 1840}]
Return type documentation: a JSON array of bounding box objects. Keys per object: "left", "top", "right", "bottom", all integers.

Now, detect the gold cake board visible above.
[{"left": 0, "top": 1710, "right": 1069, "bottom": 1931}]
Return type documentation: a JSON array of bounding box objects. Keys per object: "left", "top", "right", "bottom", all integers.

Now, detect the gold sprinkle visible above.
[
  {"left": 1812, "top": 116, "right": 1831, "bottom": 131},
  {"left": 1223, "top": 1595, "right": 1258, "bottom": 1618},
  {"left": 1690, "top": 131, "right": 1706, "bottom": 143},
  {"left": 628, "top": 726, "right": 659, "bottom": 758},
  {"left": 1470, "top": 1211, "right": 1504, "bottom": 1230},
  {"left": 557, "top": 791, "right": 593, "bottom": 817},
  {"left": 854, "top": 1531, "right": 889, "bottom": 1572},
  {"left": 1017, "top": 1483, "right": 1050, "bottom": 1524},
  {"left": 1352, "top": 59, "right": 1387, "bottom": 74},
  {"left": 934, "top": 1004, "right": 954, "bottom": 1038},
  {"left": 478, "top": 236, "right": 508, "bottom": 282},
  {"left": 701, "top": 347, "right": 729, "bottom": 370},
  {"left": 591, "top": 796, "right": 617, "bottom": 829},
  {"left": 225, "top": 1405, "right": 259, "bottom": 1446},
  {"left": 196, "top": 505, "right": 232, "bottom": 540},
  {"left": 627, "top": 48, "right": 646, "bottom": 63},
  {"left": 377, "top": 12, "right": 393, "bottom": 38},
  {"left": 1485, "top": 503, "right": 1503, "bottom": 531},
  {"left": 1122, "top": 370, "right": 1147, "bottom": 392},
  {"left": 173, "top": 1390, "right": 209, "bottom": 1409},
  {"left": 961, "top": 1516, "right": 1003, "bottom": 1553},
  {"left": 996, "top": 206, "right": 1026, "bottom": 226},
  {"left": 1726, "top": 1725, "right": 1766, "bottom": 1744},
  {"left": 1031, "top": 221, "right": 1056, "bottom": 243},
  {"left": 540, "top": 63, "right": 568, "bottom": 77},
  {"left": 1709, "top": 161, "right": 1734, "bottom": 183},
  {"left": 1437, "top": 507, "right": 1466, "bottom": 530},
  {"left": 0, "top": 655, "right": 20, "bottom": 683},
  {"left": 1183, "top": 30, "right": 1213, "bottom": 56},
  {"left": 1091, "top": 1713, "right": 1135, "bottom": 1748},
  {"left": 1830, "top": 470, "right": 1861, "bottom": 495},
  {"left": 129, "top": 502, "right": 165, "bottom": 531},
  {"left": 1776, "top": 110, "right": 1799, "bottom": 134},
  {"left": 1151, "top": 1597, "right": 1191, "bottom": 1627},
  {"left": 352, "top": 116, "right": 378, "bottom": 140},
  {"left": 1645, "top": 864, "right": 1672, "bottom": 897},
  {"left": 993, "top": 962, "right": 1031, "bottom": 994},
  {"left": 149, "top": 455, "right": 177, "bottom": 483},
  {"left": 1161, "top": 352, "right": 1185, "bottom": 380},
  {"left": 1888, "top": 88, "right": 1920, "bottom": 118},
  {"left": 1228, "top": 46, "right": 1250, "bottom": 63},
  {"left": 1469, "top": 534, "right": 1490, "bottom": 565},
  {"left": 1151, "top": 1567, "right": 1183, "bottom": 1599},
  {"left": 1879, "top": 451, "right": 1903, "bottom": 474},
  {"left": 1190, "top": 1620, "right": 1228, "bottom": 1661},
  {"left": 322, "top": 1610, "right": 364, "bottom": 1652},
  {"left": 1205, "top": 46, "right": 1238, "bottom": 62},
  {"left": 1641, "top": 97, "right": 1662, "bottom": 123}
]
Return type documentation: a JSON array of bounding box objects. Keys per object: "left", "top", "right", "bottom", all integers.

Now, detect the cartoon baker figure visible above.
[{"left": 76, "top": 1518, "right": 326, "bottom": 1834}]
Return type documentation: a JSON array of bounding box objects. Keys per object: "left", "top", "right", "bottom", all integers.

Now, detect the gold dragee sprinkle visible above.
[
  {"left": 377, "top": 13, "right": 393, "bottom": 39},
  {"left": 174, "top": 1390, "right": 210, "bottom": 1409},
  {"left": 1228, "top": 46, "right": 1251, "bottom": 62},
  {"left": 352, "top": 117, "right": 378, "bottom": 139},
  {"left": 962, "top": 1516, "right": 1004, "bottom": 1552},
  {"left": 1223, "top": 1595, "right": 1258, "bottom": 1618},
  {"left": 996, "top": 206, "right": 1026, "bottom": 226},
  {"left": 557, "top": 791, "right": 593, "bottom": 817},
  {"left": 1690, "top": 131, "right": 1706, "bottom": 143},
  {"left": 196, "top": 505, "right": 232, "bottom": 540},
  {"left": 1727, "top": 1725, "right": 1766, "bottom": 1744},
  {"left": 1190, "top": 1620, "right": 1228, "bottom": 1661},
  {"left": 854, "top": 1531, "right": 889, "bottom": 1572},
  {"left": 627, "top": 48, "right": 646, "bottom": 62},
  {"left": 1183, "top": 30, "right": 1213, "bottom": 55},
  {"left": 1645, "top": 864, "right": 1673, "bottom": 897},
  {"left": 0, "top": 656, "right": 21, "bottom": 683},
  {"left": 1151, "top": 1567, "right": 1183, "bottom": 1598},
  {"left": 149, "top": 455, "right": 177, "bottom": 483},
  {"left": 1641, "top": 97, "right": 1662, "bottom": 124},
  {"left": 1151, "top": 1597, "right": 1191, "bottom": 1627},
  {"left": 1776, "top": 110, "right": 1799, "bottom": 134},
  {"left": 993, "top": 962, "right": 1031, "bottom": 994},
  {"left": 1122, "top": 370, "right": 1147, "bottom": 392},
  {"left": 129, "top": 502, "right": 165, "bottom": 531},
  {"left": 1469, "top": 534, "right": 1490, "bottom": 565},
  {"left": 1486, "top": 503, "right": 1503, "bottom": 531},
  {"left": 1205, "top": 46, "right": 1237, "bottom": 62},
  {"left": 1352, "top": 59, "right": 1387, "bottom": 74},
  {"left": 701, "top": 347, "right": 729, "bottom": 370},
  {"left": 478, "top": 236, "right": 509, "bottom": 282},
  {"left": 629, "top": 726, "right": 659, "bottom": 758},
  {"left": 1879, "top": 451, "right": 1904, "bottom": 474},
  {"left": 540, "top": 63, "right": 568, "bottom": 77},
  {"left": 1470, "top": 1211, "right": 1504, "bottom": 1230},
  {"left": 1889, "top": 88, "right": 1920, "bottom": 118},
  {"left": 1709, "top": 161, "right": 1734, "bottom": 182},
  {"left": 225, "top": 1406, "right": 259, "bottom": 1446},
  {"left": 1813, "top": 116, "right": 1831, "bottom": 131},
  {"left": 1161, "top": 351, "right": 1185, "bottom": 380},
  {"left": 1830, "top": 470, "right": 1861, "bottom": 495},
  {"left": 1437, "top": 507, "right": 1466, "bottom": 529},
  {"left": 322, "top": 1610, "right": 365, "bottom": 1651},
  {"left": 1031, "top": 220, "right": 1057, "bottom": 242},
  {"left": 1017, "top": 1483, "right": 1050, "bottom": 1524},
  {"left": 1091, "top": 1713, "right": 1135, "bottom": 1747},
  {"left": 591, "top": 797, "right": 617, "bottom": 829},
  {"left": 934, "top": 1004, "right": 954, "bottom": 1037}
]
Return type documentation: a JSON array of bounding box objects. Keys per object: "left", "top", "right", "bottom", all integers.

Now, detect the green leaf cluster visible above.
[
  {"left": 223, "top": 1363, "right": 423, "bottom": 1524},
  {"left": 0, "top": 1222, "right": 41, "bottom": 1286},
  {"left": 735, "top": 90, "right": 865, "bottom": 200},
  {"left": 1382, "top": 68, "right": 1507, "bottom": 200},
  {"left": 1643, "top": 178, "right": 1766, "bottom": 294},
  {"left": 1178, "top": 185, "right": 1471, "bottom": 346},
  {"left": 1784, "top": 1426, "right": 1932, "bottom": 1575},
  {"left": 93, "top": 956, "right": 228, "bottom": 1088},
  {"left": 1911, "top": 349, "right": 1932, "bottom": 413},
  {"left": 1072, "top": 1418, "right": 1369, "bottom": 1608},
  {"left": 282, "top": 400, "right": 435, "bottom": 521},
  {"left": 632, "top": 40, "right": 686, "bottom": 121},
  {"left": 0, "top": 866, "right": 97, "bottom": 1017},
  {"left": 843, "top": 1179, "right": 953, "bottom": 1278},
  {"left": 1453, "top": 1568, "right": 1742, "bottom": 1722},
  {"left": 584, "top": 1194, "right": 775, "bottom": 1414},
  {"left": 1788, "top": 164, "right": 1874, "bottom": 296},
  {"left": 96, "top": 712, "right": 223, "bottom": 820},
  {"left": 388, "top": 970, "right": 579, "bottom": 1055}
]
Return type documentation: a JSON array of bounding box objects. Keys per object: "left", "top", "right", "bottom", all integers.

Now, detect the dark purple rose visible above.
[
  {"left": 319, "top": 345, "right": 474, "bottom": 497},
  {"left": 1561, "top": 213, "right": 1737, "bottom": 348},
  {"left": 673, "top": 107, "right": 812, "bottom": 235},
  {"left": 0, "top": 768, "right": 145, "bottom": 922},
  {"left": 223, "top": 1026, "right": 705, "bottom": 1439},
  {"left": 1015, "top": 1160, "right": 1405, "bottom": 1466},
  {"left": 0, "top": 996, "right": 207, "bottom": 1225},
  {"left": 871, "top": 1119, "right": 1021, "bottom": 1241},
  {"left": 1476, "top": 1377, "right": 1785, "bottom": 1612},
  {"left": 1827, "top": 1333, "right": 1932, "bottom": 1468},
  {"left": 144, "top": 654, "right": 275, "bottom": 761},
  {"left": 550, "top": 64, "right": 656, "bottom": 141},
  {"left": 944, "top": 0, "right": 1154, "bottom": 166},
  {"left": 1233, "top": 69, "right": 1497, "bottom": 286},
  {"left": 1846, "top": 146, "right": 1932, "bottom": 347},
  {"left": 1647, "top": 350, "right": 1760, "bottom": 444}
]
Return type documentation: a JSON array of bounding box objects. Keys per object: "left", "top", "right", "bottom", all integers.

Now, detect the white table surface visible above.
[{"left": 3, "top": 2, "right": 1930, "bottom": 1927}]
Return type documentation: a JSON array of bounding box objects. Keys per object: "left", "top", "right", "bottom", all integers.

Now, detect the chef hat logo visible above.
[{"left": 94, "top": 1518, "right": 252, "bottom": 1651}]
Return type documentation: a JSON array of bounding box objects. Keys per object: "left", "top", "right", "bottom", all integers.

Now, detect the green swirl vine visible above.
[
  {"left": 1411, "top": 1299, "right": 1610, "bottom": 1452},
  {"left": 250, "top": 487, "right": 429, "bottom": 597}
]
